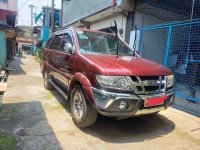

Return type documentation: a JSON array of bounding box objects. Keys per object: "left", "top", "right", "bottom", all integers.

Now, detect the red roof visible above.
[{"left": 0, "top": 9, "right": 17, "bottom": 20}]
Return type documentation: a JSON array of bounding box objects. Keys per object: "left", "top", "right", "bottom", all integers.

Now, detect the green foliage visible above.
[
  {"left": 0, "top": 134, "right": 17, "bottom": 150},
  {"left": 35, "top": 48, "right": 43, "bottom": 63},
  {"left": 35, "top": 40, "right": 43, "bottom": 62}
]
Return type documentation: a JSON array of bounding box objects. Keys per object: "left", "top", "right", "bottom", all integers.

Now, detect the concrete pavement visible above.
[{"left": 0, "top": 55, "right": 200, "bottom": 150}]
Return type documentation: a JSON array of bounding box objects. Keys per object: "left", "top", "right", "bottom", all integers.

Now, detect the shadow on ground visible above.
[
  {"left": 50, "top": 90, "right": 175, "bottom": 144},
  {"left": 50, "top": 91, "right": 71, "bottom": 114},
  {"left": 8, "top": 57, "right": 26, "bottom": 75},
  {"left": 0, "top": 101, "right": 62, "bottom": 150},
  {"left": 82, "top": 114, "right": 175, "bottom": 143}
]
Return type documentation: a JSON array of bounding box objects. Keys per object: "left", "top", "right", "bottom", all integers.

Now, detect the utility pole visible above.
[
  {"left": 51, "top": 0, "right": 55, "bottom": 33},
  {"left": 29, "top": 4, "right": 35, "bottom": 55}
]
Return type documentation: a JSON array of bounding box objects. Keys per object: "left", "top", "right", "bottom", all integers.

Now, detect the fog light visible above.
[
  {"left": 119, "top": 101, "right": 128, "bottom": 110},
  {"left": 170, "top": 96, "right": 174, "bottom": 104}
]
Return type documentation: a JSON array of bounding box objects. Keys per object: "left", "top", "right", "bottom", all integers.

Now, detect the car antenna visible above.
[
  {"left": 114, "top": 20, "right": 119, "bottom": 55},
  {"left": 133, "top": 24, "right": 137, "bottom": 56}
]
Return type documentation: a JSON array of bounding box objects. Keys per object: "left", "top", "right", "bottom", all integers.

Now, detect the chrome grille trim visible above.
[{"left": 126, "top": 76, "right": 167, "bottom": 94}]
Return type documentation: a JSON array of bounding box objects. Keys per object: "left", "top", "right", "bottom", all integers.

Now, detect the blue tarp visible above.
[{"left": 34, "top": 11, "right": 43, "bottom": 23}]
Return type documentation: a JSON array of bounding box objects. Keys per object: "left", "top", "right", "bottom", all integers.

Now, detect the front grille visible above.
[{"left": 128, "top": 76, "right": 166, "bottom": 94}]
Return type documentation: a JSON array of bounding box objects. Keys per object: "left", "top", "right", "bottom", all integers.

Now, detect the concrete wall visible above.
[
  {"left": 62, "top": 0, "right": 111, "bottom": 27},
  {"left": 133, "top": 11, "right": 168, "bottom": 65},
  {"left": 17, "top": 26, "right": 32, "bottom": 38},
  {"left": 0, "top": 0, "right": 18, "bottom": 12},
  {"left": 90, "top": 15, "right": 127, "bottom": 39}
]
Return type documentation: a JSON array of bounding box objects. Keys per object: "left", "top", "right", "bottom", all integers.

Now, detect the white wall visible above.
[
  {"left": 0, "top": 0, "right": 18, "bottom": 11},
  {"left": 129, "top": 30, "right": 141, "bottom": 51},
  {"left": 90, "top": 15, "right": 127, "bottom": 39},
  {"left": 134, "top": 11, "right": 168, "bottom": 65}
]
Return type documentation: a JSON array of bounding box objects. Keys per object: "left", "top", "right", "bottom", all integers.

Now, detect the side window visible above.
[
  {"left": 45, "top": 37, "right": 53, "bottom": 49},
  {"left": 50, "top": 35, "right": 63, "bottom": 50},
  {"left": 60, "top": 33, "right": 74, "bottom": 53}
]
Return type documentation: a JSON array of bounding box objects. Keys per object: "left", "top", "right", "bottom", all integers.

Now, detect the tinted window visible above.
[
  {"left": 45, "top": 37, "right": 53, "bottom": 49},
  {"left": 50, "top": 35, "right": 63, "bottom": 50}
]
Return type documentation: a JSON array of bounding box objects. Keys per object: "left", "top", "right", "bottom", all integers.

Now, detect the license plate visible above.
[{"left": 145, "top": 95, "right": 167, "bottom": 107}]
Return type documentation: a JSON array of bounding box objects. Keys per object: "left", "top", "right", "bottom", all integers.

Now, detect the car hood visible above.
[{"left": 83, "top": 54, "right": 172, "bottom": 76}]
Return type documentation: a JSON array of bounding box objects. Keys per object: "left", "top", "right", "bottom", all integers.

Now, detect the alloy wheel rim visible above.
[
  {"left": 44, "top": 73, "right": 48, "bottom": 86},
  {"left": 73, "top": 92, "right": 84, "bottom": 120}
]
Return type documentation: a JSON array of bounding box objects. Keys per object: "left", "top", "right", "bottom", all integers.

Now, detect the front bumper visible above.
[{"left": 92, "top": 88, "right": 174, "bottom": 118}]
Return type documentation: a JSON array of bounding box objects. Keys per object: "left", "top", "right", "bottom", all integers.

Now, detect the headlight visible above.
[
  {"left": 96, "top": 75, "right": 132, "bottom": 91},
  {"left": 167, "top": 75, "right": 174, "bottom": 87}
]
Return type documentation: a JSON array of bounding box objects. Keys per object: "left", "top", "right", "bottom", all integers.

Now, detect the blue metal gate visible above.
[
  {"left": 137, "top": 19, "right": 200, "bottom": 115},
  {"left": 135, "top": 0, "right": 200, "bottom": 115}
]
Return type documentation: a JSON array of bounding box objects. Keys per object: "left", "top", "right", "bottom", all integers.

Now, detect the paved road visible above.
[{"left": 0, "top": 55, "right": 200, "bottom": 150}]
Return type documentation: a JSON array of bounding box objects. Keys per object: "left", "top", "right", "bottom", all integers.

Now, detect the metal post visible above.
[
  {"left": 137, "top": 30, "right": 142, "bottom": 54},
  {"left": 164, "top": 27, "right": 173, "bottom": 67},
  {"left": 51, "top": 0, "right": 55, "bottom": 33},
  {"left": 29, "top": 4, "right": 35, "bottom": 55}
]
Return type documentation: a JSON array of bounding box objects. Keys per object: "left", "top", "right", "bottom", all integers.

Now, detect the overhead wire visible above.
[{"left": 18, "top": 0, "right": 31, "bottom": 12}]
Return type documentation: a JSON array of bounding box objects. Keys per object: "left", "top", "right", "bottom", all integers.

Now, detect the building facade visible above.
[
  {"left": 62, "top": 0, "right": 134, "bottom": 40},
  {"left": 62, "top": 0, "right": 200, "bottom": 116},
  {"left": 0, "top": 0, "right": 18, "bottom": 71},
  {"left": 34, "top": 6, "right": 61, "bottom": 47},
  {"left": 0, "top": 0, "right": 17, "bottom": 26}
]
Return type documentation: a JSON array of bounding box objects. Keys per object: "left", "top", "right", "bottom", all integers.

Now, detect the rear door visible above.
[
  {"left": 43, "top": 36, "right": 53, "bottom": 71},
  {"left": 49, "top": 34, "right": 64, "bottom": 80},
  {"left": 55, "top": 31, "right": 75, "bottom": 88}
]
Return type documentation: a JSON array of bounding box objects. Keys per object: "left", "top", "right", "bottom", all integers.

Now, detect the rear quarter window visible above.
[
  {"left": 50, "top": 35, "right": 63, "bottom": 50},
  {"left": 45, "top": 37, "right": 53, "bottom": 49}
]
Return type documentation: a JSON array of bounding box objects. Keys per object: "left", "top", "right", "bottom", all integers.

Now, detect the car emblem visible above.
[{"left": 143, "top": 80, "right": 160, "bottom": 86}]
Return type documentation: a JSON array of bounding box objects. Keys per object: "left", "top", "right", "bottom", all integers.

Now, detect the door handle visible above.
[{"left": 64, "top": 65, "right": 70, "bottom": 69}]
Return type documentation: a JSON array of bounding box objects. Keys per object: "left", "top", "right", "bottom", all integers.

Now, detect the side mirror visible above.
[{"left": 64, "top": 43, "right": 73, "bottom": 54}]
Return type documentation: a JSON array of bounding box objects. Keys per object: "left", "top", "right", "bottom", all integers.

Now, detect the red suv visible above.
[{"left": 41, "top": 28, "right": 174, "bottom": 128}]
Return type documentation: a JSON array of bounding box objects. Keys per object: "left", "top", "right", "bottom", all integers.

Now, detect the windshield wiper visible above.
[{"left": 132, "top": 25, "right": 137, "bottom": 56}]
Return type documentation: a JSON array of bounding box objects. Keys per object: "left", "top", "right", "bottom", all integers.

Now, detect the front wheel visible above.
[
  {"left": 70, "top": 85, "right": 97, "bottom": 128},
  {"left": 40, "top": 62, "right": 44, "bottom": 74}
]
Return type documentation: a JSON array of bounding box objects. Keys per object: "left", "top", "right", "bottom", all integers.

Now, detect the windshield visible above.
[{"left": 76, "top": 30, "right": 134, "bottom": 56}]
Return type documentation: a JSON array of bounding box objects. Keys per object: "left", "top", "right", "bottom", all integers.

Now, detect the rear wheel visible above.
[
  {"left": 40, "top": 62, "right": 43, "bottom": 73},
  {"left": 70, "top": 85, "right": 97, "bottom": 128},
  {"left": 44, "top": 72, "right": 54, "bottom": 90}
]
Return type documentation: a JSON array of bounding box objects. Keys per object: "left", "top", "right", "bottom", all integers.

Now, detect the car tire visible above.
[
  {"left": 40, "top": 62, "right": 43, "bottom": 74},
  {"left": 44, "top": 72, "right": 54, "bottom": 90},
  {"left": 70, "top": 85, "right": 97, "bottom": 128}
]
